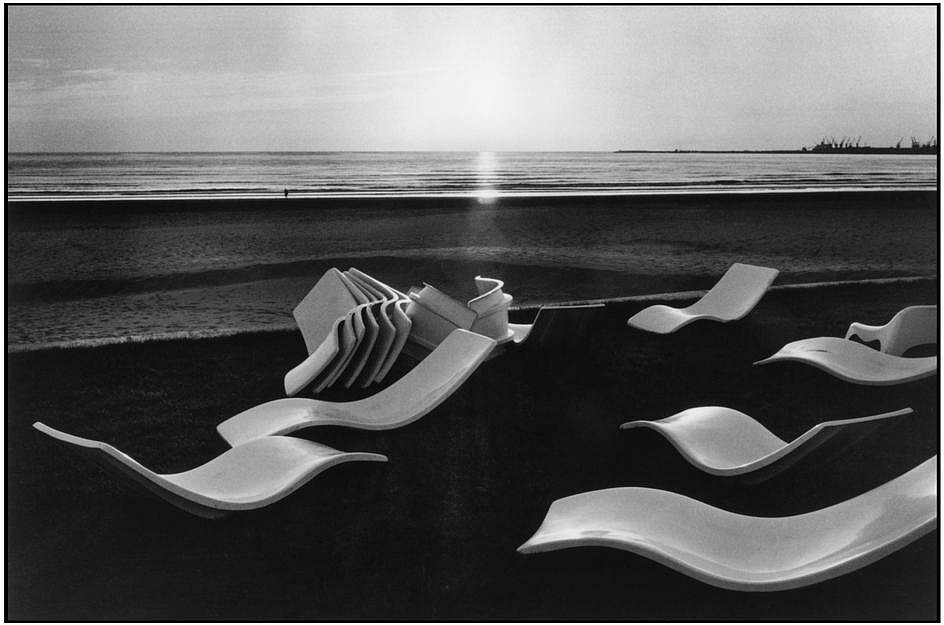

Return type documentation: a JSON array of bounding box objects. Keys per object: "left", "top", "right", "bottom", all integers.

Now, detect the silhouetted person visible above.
[{"left": 284, "top": 188, "right": 289, "bottom": 198}]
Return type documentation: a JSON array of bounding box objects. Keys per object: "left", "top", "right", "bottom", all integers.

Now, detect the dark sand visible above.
[
  {"left": 7, "top": 190, "right": 938, "bottom": 348},
  {"left": 7, "top": 278, "right": 938, "bottom": 620}
]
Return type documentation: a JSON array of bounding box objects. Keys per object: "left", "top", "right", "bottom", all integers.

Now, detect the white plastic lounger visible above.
[
  {"left": 346, "top": 268, "right": 412, "bottom": 385},
  {"left": 627, "top": 263, "right": 779, "bottom": 334},
  {"left": 375, "top": 299, "right": 412, "bottom": 383},
  {"left": 33, "top": 422, "right": 386, "bottom": 519},
  {"left": 321, "top": 307, "right": 366, "bottom": 389},
  {"left": 341, "top": 302, "right": 381, "bottom": 388},
  {"left": 518, "top": 456, "right": 937, "bottom": 592},
  {"left": 755, "top": 337, "right": 937, "bottom": 386},
  {"left": 620, "top": 406, "right": 913, "bottom": 478},
  {"left": 407, "top": 276, "right": 515, "bottom": 349},
  {"left": 293, "top": 268, "right": 360, "bottom": 353},
  {"left": 284, "top": 310, "right": 360, "bottom": 396},
  {"left": 284, "top": 315, "right": 345, "bottom": 396},
  {"left": 287, "top": 268, "right": 415, "bottom": 395},
  {"left": 845, "top": 305, "right": 937, "bottom": 356},
  {"left": 337, "top": 269, "right": 372, "bottom": 306},
  {"left": 218, "top": 329, "right": 496, "bottom": 446},
  {"left": 357, "top": 300, "right": 398, "bottom": 386}
]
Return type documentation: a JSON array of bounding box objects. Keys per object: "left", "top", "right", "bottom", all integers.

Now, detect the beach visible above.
[
  {"left": 8, "top": 4, "right": 940, "bottom": 620},
  {"left": 7, "top": 272, "right": 938, "bottom": 619},
  {"left": 7, "top": 190, "right": 938, "bottom": 350},
  {"left": 6, "top": 185, "right": 940, "bottom": 619}
]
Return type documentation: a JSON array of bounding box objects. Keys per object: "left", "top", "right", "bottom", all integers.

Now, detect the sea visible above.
[
  {"left": 6, "top": 151, "right": 937, "bottom": 199},
  {"left": 7, "top": 152, "right": 938, "bottom": 351}
]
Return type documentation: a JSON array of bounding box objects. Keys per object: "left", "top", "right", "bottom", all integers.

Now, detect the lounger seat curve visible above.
[
  {"left": 33, "top": 422, "right": 387, "bottom": 519},
  {"left": 627, "top": 263, "right": 779, "bottom": 334},
  {"left": 621, "top": 406, "right": 912, "bottom": 477},
  {"left": 518, "top": 456, "right": 937, "bottom": 592},
  {"left": 755, "top": 336, "right": 937, "bottom": 385},
  {"left": 218, "top": 329, "right": 495, "bottom": 446}
]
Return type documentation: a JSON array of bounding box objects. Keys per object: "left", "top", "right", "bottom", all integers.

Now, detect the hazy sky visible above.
[{"left": 8, "top": 6, "right": 938, "bottom": 151}]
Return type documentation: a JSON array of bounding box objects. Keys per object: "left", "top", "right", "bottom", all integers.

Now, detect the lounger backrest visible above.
[
  {"left": 870, "top": 306, "right": 936, "bottom": 356},
  {"left": 688, "top": 263, "right": 779, "bottom": 319},
  {"left": 293, "top": 269, "right": 359, "bottom": 354}
]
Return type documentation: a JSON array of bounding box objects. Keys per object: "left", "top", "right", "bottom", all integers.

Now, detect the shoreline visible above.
[
  {"left": 8, "top": 189, "right": 938, "bottom": 350},
  {"left": 7, "top": 188, "right": 938, "bottom": 217},
  {"left": 7, "top": 274, "right": 938, "bottom": 354}
]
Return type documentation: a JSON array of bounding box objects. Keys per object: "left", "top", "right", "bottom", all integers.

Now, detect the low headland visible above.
[{"left": 617, "top": 136, "right": 940, "bottom": 154}]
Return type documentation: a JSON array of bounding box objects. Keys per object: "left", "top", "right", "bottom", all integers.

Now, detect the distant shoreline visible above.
[{"left": 615, "top": 149, "right": 940, "bottom": 155}]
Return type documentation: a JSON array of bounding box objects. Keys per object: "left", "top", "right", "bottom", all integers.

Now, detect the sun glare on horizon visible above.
[{"left": 475, "top": 150, "right": 500, "bottom": 203}]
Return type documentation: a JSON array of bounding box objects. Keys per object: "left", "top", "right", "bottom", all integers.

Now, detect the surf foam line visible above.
[
  {"left": 7, "top": 323, "right": 297, "bottom": 354},
  {"left": 6, "top": 275, "right": 936, "bottom": 354}
]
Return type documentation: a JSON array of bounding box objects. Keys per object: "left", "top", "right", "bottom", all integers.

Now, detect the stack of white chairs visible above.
[{"left": 285, "top": 268, "right": 414, "bottom": 396}]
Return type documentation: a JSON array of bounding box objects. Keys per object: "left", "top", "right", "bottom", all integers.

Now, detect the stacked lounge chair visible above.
[{"left": 285, "top": 268, "right": 414, "bottom": 396}]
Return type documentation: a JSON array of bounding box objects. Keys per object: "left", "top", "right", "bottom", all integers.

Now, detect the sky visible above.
[{"left": 7, "top": 5, "right": 938, "bottom": 152}]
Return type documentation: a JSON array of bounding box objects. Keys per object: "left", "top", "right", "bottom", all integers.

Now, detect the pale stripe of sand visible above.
[{"left": 6, "top": 275, "right": 935, "bottom": 354}]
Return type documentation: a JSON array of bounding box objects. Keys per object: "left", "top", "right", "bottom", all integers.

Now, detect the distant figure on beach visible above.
[{"left": 284, "top": 188, "right": 289, "bottom": 198}]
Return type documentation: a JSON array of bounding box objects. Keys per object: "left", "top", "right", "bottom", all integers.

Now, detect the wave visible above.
[{"left": 6, "top": 324, "right": 297, "bottom": 354}]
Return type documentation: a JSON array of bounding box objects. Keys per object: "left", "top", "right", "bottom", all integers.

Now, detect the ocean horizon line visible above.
[{"left": 8, "top": 149, "right": 941, "bottom": 156}]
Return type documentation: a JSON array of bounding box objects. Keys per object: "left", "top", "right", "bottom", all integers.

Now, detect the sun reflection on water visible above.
[{"left": 475, "top": 151, "right": 499, "bottom": 204}]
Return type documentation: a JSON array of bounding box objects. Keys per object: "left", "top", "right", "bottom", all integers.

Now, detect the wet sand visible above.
[
  {"left": 7, "top": 190, "right": 939, "bottom": 348},
  {"left": 7, "top": 277, "right": 938, "bottom": 620}
]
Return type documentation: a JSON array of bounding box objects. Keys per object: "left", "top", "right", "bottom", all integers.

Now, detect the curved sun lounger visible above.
[
  {"left": 620, "top": 406, "right": 913, "bottom": 478},
  {"left": 287, "top": 268, "right": 414, "bottom": 395},
  {"left": 755, "top": 336, "right": 937, "bottom": 386},
  {"left": 627, "top": 263, "right": 779, "bottom": 334},
  {"left": 33, "top": 422, "right": 387, "bottom": 519},
  {"left": 293, "top": 268, "right": 360, "bottom": 353},
  {"left": 341, "top": 302, "right": 381, "bottom": 388},
  {"left": 375, "top": 299, "right": 412, "bottom": 383},
  {"left": 845, "top": 305, "right": 937, "bottom": 356},
  {"left": 407, "top": 276, "right": 515, "bottom": 349},
  {"left": 518, "top": 456, "right": 937, "bottom": 592},
  {"left": 356, "top": 299, "right": 397, "bottom": 386},
  {"left": 283, "top": 310, "right": 360, "bottom": 396},
  {"left": 346, "top": 268, "right": 412, "bottom": 385},
  {"left": 218, "top": 329, "right": 496, "bottom": 446}
]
